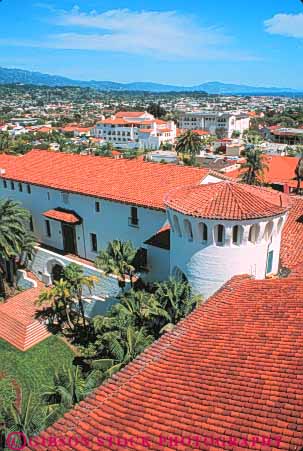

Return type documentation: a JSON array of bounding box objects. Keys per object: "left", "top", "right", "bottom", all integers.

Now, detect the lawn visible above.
[{"left": 0, "top": 336, "right": 75, "bottom": 398}]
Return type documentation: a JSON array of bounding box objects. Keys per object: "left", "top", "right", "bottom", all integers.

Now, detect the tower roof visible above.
[{"left": 165, "top": 181, "right": 290, "bottom": 220}]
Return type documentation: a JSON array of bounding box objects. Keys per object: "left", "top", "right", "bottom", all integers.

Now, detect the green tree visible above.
[
  {"left": 0, "top": 200, "right": 35, "bottom": 297},
  {"left": 95, "top": 240, "right": 138, "bottom": 290},
  {"left": 240, "top": 148, "right": 268, "bottom": 185},
  {"left": 42, "top": 365, "right": 102, "bottom": 412},
  {"left": 175, "top": 130, "right": 202, "bottom": 165},
  {"left": 154, "top": 278, "right": 201, "bottom": 330}
]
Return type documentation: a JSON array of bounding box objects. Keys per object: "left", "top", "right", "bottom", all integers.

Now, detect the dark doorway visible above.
[
  {"left": 62, "top": 224, "right": 77, "bottom": 254},
  {"left": 52, "top": 264, "right": 64, "bottom": 282}
]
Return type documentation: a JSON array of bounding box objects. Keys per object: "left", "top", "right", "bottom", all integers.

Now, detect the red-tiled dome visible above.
[{"left": 165, "top": 181, "right": 290, "bottom": 220}]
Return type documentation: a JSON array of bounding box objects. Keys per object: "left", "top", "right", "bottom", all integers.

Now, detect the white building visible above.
[
  {"left": 0, "top": 150, "right": 289, "bottom": 306},
  {"left": 91, "top": 111, "right": 177, "bottom": 150},
  {"left": 179, "top": 111, "right": 250, "bottom": 138}
]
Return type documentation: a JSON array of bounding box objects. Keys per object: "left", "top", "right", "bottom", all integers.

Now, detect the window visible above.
[
  {"left": 199, "top": 222, "right": 208, "bottom": 242},
  {"left": 263, "top": 221, "right": 274, "bottom": 241},
  {"left": 3, "top": 180, "right": 7, "bottom": 189},
  {"left": 18, "top": 182, "right": 23, "bottom": 192},
  {"left": 173, "top": 215, "right": 182, "bottom": 237},
  {"left": 45, "top": 220, "right": 51, "bottom": 237},
  {"left": 277, "top": 218, "right": 283, "bottom": 234},
  {"left": 248, "top": 224, "right": 260, "bottom": 244},
  {"left": 215, "top": 224, "right": 225, "bottom": 246},
  {"left": 129, "top": 206, "right": 139, "bottom": 227},
  {"left": 184, "top": 219, "right": 193, "bottom": 241},
  {"left": 29, "top": 216, "right": 34, "bottom": 232},
  {"left": 90, "top": 233, "right": 98, "bottom": 252},
  {"left": 10, "top": 181, "right": 15, "bottom": 190},
  {"left": 27, "top": 184, "right": 31, "bottom": 194},
  {"left": 47, "top": 192, "right": 51, "bottom": 201},
  {"left": 232, "top": 225, "right": 243, "bottom": 245},
  {"left": 61, "top": 192, "right": 69, "bottom": 204},
  {"left": 95, "top": 201, "right": 100, "bottom": 213}
]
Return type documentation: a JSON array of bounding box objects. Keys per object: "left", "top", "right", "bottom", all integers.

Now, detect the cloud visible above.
[
  {"left": 265, "top": 13, "right": 303, "bottom": 38},
  {"left": 0, "top": 6, "right": 257, "bottom": 61}
]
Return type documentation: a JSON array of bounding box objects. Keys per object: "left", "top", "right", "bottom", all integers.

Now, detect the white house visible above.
[
  {"left": 91, "top": 111, "right": 177, "bottom": 150},
  {"left": 179, "top": 111, "right": 250, "bottom": 138},
  {"left": 0, "top": 150, "right": 289, "bottom": 306}
]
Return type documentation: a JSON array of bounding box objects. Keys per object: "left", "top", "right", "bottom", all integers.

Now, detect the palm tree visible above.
[
  {"left": 114, "top": 289, "right": 170, "bottom": 331},
  {"left": 154, "top": 278, "right": 201, "bottom": 328},
  {"left": 1, "top": 391, "right": 53, "bottom": 444},
  {"left": 0, "top": 200, "right": 35, "bottom": 297},
  {"left": 240, "top": 148, "right": 268, "bottom": 185},
  {"left": 42, "top": 366, "right": 102, "bottom": 411},
  {"left": 95, "top": 240, "right": 138, "bottom": 290},
  {"left": 295, "top": 157, "right": 303, "bottom": 194},
  {"left": 175, "top": 130, "right": 202, "bottom": 164},
  {"left": 91, "top": 326, "right": 154, "bottom": 378},
  {"left": 36, "top": 279, "right": 75, "bottom": 333},
  {"left": 62, "top": 263, "right": 98, "bottom": 331}
]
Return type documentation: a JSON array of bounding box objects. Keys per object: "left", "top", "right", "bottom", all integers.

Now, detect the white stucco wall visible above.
[
  {"left": 168, "top": 208, "right": 287, "bottom": 299},
  {"left": 0, "top": 181, "right": 167, "bottom": 262},
  {"left": 143, "top": 245, "right": 170, "bottom": 283}
]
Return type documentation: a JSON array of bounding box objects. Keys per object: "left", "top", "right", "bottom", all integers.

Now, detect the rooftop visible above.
[
  {"left": 25, "top": 271, "right": 303, "bottom": 451},
  {"left": 165, "top": 181, "right": 290, "bottom": 220},
  {"left": 0, "top": 150, "right": 224, "bottom": 211}
]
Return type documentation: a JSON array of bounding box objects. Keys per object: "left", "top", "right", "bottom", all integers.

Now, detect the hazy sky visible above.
[{"left": 0, "top": 0, "right": 303, "bottom": 87}]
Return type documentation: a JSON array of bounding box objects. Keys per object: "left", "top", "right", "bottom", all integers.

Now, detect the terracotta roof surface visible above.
[
  {"left": 0, "top": 285, "right": 50, "bottom": 351},
  {"left": 25, "top": 273, "right": 303, "bottom": 451},
  {"left": 280, "top": 196, "right": 303, "bottom": 269},
  {"left": 165, "top": 181, "right": 290, "bottom": 220},
  {"left": 115, "top": 112, "right": 147, "bottom": 118},
  {"left": 43, "top": 208, "right": 81, "bottom": 224},
  {"left": 0, "top": 150, "right": 219, "bottom": 210}
]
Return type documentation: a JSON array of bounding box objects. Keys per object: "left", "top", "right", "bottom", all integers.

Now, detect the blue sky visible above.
[{"left": 0, "top": 0, "right": 303, "bottom": 87}]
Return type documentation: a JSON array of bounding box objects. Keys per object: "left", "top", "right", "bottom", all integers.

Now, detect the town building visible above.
[
  {"left": 179, "top": 111, "right": 250, "bottom": 137},
  {"left": 91, "top": 111, "right": 177, "bottom": 150},
  {"left": 0, "top": 149, "right": 291, "bottom": 303}
]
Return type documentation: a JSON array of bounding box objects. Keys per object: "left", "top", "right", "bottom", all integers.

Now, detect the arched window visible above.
[
  {"left": 214, "top": 224, "right": 225, "bottom": 246},
  {"left": 232, "top": 225, "right": 243, "bottom": 245},
  {"left": 263, "top": 221, "right": 274, "bottom": 241},
  {"left": 248, "top": 224, "right": 260, "bottom": 244},
  {"left": 173, "top": 215, "right": 182, "bottom": 237},
  {"left": 198, "top": 222, "right": 208, "bottom": 243},
  {"left": 184, "top": 219, "right": 193, "bottom": 241},
  {"left": 277, "top": 218, "right": 283, "bottom": 234}
]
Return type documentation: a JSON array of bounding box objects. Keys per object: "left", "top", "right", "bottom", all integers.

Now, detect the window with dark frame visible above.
[
  {"left": 10, "top": 181, "right": 15, "bottom": 190},
  {"left": 129, "top": 206, "right": 139, "bottom": 226},
  {"left": 90, "top": 233, "right": 98, "bottom": 252},
  {"left": 30, "top": 216, "right": 34, "bottom": 232},
  {"left": 3, "top": 180, "right": 7, "bottom": 189},
  {"left": 217, "top": 224, "right": 224, "bottom": 244},
  {"left": 45, "top": 220, "right": 51, "bottom": 237},
  {"left": 95, "top": 201, "right": 100, "bottom": 212},
  {"left": 27, "top": 184, "right": 31, "bottom": 194},
  {"left": 18, "top": 182, "right": 23, "bottom": 192}
]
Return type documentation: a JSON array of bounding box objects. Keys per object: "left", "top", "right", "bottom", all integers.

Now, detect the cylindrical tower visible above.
[{"left": 165, "top": 181, "right": 290, "bottom": 299}]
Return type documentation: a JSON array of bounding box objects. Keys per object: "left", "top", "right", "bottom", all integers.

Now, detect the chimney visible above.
[{"left": 0, "top": 168, "right": 6, "bottom": 176}]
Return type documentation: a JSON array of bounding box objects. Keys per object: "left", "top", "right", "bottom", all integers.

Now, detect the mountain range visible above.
[{"left": 0, "top": 66, "right": 301, "bottom": 95}]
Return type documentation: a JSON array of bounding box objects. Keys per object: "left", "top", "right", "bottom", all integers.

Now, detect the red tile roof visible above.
[
  {"left": 0, "top": 285, "right": 50, "bottom": 351},
  {"left": 43, "top": 208, "right": 81, "bottom": 224},
  {"left": 25, "top": 273, "right": 303, "bottom": 451},
  {"left": 280, "top": 196, "right": 303, "bottom": 269},
  {"left": 228, "top": 155, "right": 299, "bottom": 188},
  {"left": 0, "top": 150, "right": 222, "bottom": 211},
  {"left": 191, "top": 129, "right": 211, "bottom": 136},
  {"left": 115, "top": 111, "right": 147, "bottom": 118},
  {"left": 165, "top": 181, "right": 290, "bottom": 220}
]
